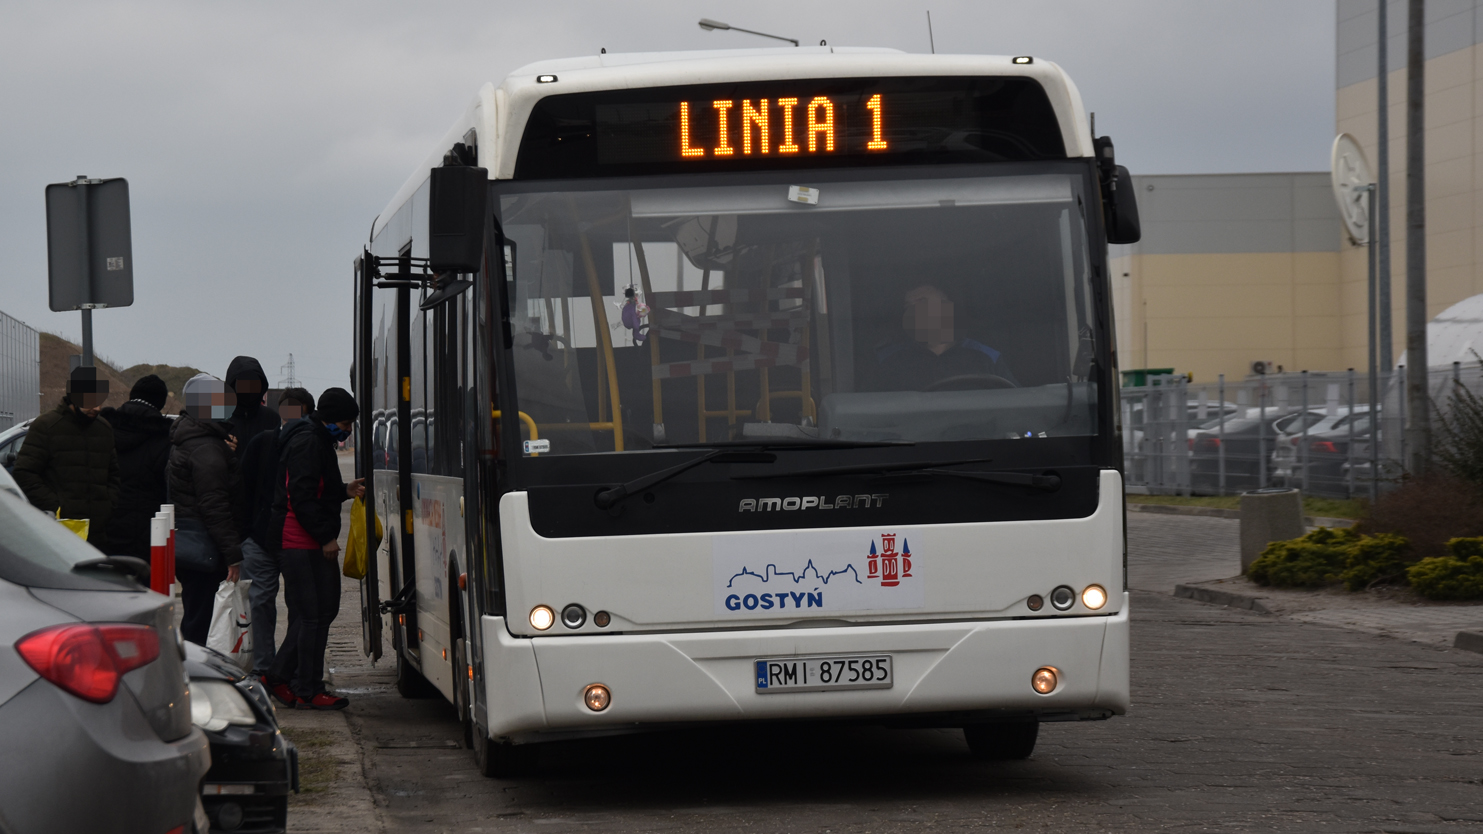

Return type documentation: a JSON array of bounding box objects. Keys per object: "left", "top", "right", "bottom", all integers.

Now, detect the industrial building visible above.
[
  {"left": 0, "top": 310, "right": 40, "bottom": 431},
  {"left": 1113, "top": 1, "right": 1483, "bottom": 385}
]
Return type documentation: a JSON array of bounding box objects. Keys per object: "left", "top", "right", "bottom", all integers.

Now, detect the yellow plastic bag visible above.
[
  {"left": 55, "top": 509, "right": 89, "bottom": 541},
  {"left": 343, "top": 495, "right": 382, "bottom": 580}
]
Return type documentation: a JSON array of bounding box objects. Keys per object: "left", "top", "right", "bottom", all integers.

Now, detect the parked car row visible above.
[
  {"left": 1124, "top": 397, "right": 1382, "bottom": 498},
  {"left": 0, "top": 476, "right": 296, "bottom": 834}
]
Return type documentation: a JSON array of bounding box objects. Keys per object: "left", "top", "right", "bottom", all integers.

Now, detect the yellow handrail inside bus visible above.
[
  {"left": 491, "top": 409, "right": 541, "bottom": 455},
  {"left": 573, "top": 199, "right": 624, "bottom": 451}
]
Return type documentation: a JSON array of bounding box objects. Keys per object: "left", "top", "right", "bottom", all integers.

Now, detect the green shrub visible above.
[
  {"left": 1406, "top": 538, "right": 1483, "bottom": 600},
  {"left": 1247, "top": 527, "right": 1355, "bottom": 588},
  {"left": 1339, "top": 533, "right": 1411, "bottom": 591}
]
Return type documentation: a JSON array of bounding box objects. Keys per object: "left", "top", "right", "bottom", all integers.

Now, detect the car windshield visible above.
[
  {"left": 499, "top": 168, "right": 1098, "bottom": 454},
  {"left": 0, "top": 489, "right": 131, "bottom": 590}
]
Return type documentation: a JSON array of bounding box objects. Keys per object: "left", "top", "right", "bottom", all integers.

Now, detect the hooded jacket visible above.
[
  {"left": 168, "top": 412, "right": 244, "bottom": 567},
  {"left": 99, "top": 400, "right": 173, "bottom": 559},
  {"left": 225, "top": 356, "right": 280, "bottom": 460},
  {"left": 268, "top": 416, "right": 349, "bottom": 550},
  {"left": 12, "top": 400, "right": 120, "bottom": 549}
]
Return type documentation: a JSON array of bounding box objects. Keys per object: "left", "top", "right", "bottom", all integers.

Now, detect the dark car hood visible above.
[{"left": 184, "top": 641, "right": 246, "bottom": 682}]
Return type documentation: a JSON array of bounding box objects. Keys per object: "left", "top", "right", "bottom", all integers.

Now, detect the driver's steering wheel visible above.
[{"left": 921, "top": 374, "right": 1018, "bottom": 392}]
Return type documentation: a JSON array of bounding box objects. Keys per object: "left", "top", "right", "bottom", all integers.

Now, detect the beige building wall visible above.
[
  {"left": 1336, "top": 0, "right": 1483, "bottom": 366},
  {"left": 1110, "top": 174, "right": 1342, "bottom": 384}
]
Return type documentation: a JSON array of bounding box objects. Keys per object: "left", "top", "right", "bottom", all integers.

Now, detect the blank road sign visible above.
[{"left": 45, "top": 178, "right": 134, "bottom": 311}]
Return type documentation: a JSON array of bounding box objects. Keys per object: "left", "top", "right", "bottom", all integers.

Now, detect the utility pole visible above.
[
  {"left": 1377, "top": 0, "right": 1393, "bottom": 371},
  {"left": 1405, "top": 0, "right": 1430, "bottom": 473},
  {"left": 279, "top": 353, "right": 301, "bottom": 388}
]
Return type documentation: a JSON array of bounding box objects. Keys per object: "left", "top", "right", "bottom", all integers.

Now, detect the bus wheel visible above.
[
  {"left": 472, "top": 728, "right": 539, "bottom": 778},
  {"left": 963, "top": 721, "right": 1039, "bottom": 760},
  {"left": 395, "top": 649, "right": 436, "bottom": 699}
]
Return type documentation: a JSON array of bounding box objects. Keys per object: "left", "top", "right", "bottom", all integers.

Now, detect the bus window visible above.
[{"left": 497, "top": 170, "right": 1097, "bottom": 453}]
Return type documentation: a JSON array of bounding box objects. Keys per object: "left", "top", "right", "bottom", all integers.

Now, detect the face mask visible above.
[
  {"left": 211, "top": 403, "right": 233, "bottom": 420},
  {"left": 325, "top": 423, "right": 349, "bottom": 441}
]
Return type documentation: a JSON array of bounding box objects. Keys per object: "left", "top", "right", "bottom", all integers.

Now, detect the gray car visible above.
[{"left": 0, "top": 484, "right": 210, "bottom": 834}]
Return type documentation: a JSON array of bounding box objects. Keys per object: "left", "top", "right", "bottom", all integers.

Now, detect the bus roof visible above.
[{"left": 371, "top": 48, "right": 1092, "bottom": 243}]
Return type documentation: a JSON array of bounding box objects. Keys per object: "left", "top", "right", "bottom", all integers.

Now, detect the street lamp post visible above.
[{"left": 698, "top": 18, "right": 799, "bottom": 47}]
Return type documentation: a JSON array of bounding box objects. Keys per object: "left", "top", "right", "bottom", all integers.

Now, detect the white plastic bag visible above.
[{"left": 206, "top": 579, "right": 253, "bottom": 670}]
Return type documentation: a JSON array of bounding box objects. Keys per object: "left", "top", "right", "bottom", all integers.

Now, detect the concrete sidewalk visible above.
[{"left": 1128, "top": 512, "right": 1483, "bottom": 649}]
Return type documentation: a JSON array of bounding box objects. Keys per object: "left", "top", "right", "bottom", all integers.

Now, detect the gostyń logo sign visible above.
[{"left": 713, "top": 529, "right": 924, "bottom": 616}]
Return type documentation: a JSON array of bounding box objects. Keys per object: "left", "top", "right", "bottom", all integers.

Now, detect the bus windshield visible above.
[{"left": 498, "top": 166, "right": 1098, "bottom": 454}]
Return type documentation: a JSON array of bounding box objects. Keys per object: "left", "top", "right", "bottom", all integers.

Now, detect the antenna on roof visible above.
[{"left": 926, "top": 11, "right": 936, "bottom": 54}]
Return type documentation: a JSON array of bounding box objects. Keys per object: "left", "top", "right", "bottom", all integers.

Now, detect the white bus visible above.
[{"left": 352, "top": 45, "right": 1139, "bottom": 776}]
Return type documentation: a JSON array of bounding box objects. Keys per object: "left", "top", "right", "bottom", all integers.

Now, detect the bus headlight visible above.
[
  {"left": 1031, "top": 667, "right": 1058, "bottom": 694},
  {"left": 1082, "top": 585, "right": 1108, "bottom": 610},
  {"left": 529, "top": 605, "right": 554, "bottom": 631}
]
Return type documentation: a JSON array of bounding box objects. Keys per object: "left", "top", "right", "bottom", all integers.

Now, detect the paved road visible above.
[
  {"left": 1126, "top": 512, "right": 1242, "bottom": 593},
  {"left": 286, "top": 511, "right": 1483, "bottom": 833}
]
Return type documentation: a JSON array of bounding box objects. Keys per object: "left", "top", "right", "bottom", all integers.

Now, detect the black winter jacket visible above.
[
  {"left": 268, "top": 418, "right": 348, "bottom": 550},
  {"left": 99, "top": 400, "right": 172, "bottom": 559},
  {"left": 168, "top": 413, "right": 244, "bottom": 567},
  {"left": 225, "top": 356, "right": 279, "bottom": 461},
  {"left": 13, "top": 401, "right": 120, "bottom": 549},
  {"left": 239, "top": 427, "right": 282, "bottom": 546}
]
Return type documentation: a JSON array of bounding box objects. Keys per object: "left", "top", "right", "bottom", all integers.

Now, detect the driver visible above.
[{"left": 875, "top": 283, "right": 1018, "bottom": 391}]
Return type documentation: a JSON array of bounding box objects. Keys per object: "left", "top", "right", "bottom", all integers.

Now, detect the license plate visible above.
[{"left": 754, "top": 655, "right": 893, "bottom": 693}]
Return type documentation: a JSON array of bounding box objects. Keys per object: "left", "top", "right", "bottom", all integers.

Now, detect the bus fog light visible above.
[
  {"left": 1082, "top": 584, "right": 1107, "bottom": 610},
  {"left": 1026, "top": 594, "right": 1044, "bottom": 611},
  {"left": 584, "top": 684, "right": 611, "bottom": 712},
  {"left": 529, "top": 605, "right": 554, "bottom": 631},
  {"left": 1032, "top": 667, "right": 1058, "bottom": 694},
  {"left": 561, "top": 604, "right": 586, "bottom": 629},
  {"left": 593, "top": 610, "right": 611, "bottom": 628},
  {"left": 1050, "top": 586, "right": 1075, "bottom": 610}
]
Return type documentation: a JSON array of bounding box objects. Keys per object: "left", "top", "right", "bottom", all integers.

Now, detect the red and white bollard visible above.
[
  {"left": 160, "top": 504, "right": 177, "bottom": 596},
  {"left": 149, "top": 515, "right": 170, "bottom": 595}
]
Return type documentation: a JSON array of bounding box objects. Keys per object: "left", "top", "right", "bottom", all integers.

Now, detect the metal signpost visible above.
[{"left": 44, "top": 176, "right": 134, "bottom": 367}]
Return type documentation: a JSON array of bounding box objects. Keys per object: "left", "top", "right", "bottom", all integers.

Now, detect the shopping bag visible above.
[
  {"left": 343, "top": 495, "right": 382, "bottom": 580},
  {"left": 55, "top": 509, "right": 89, "bottom": 541},
  {"left": 206, "top": 579, "right": 253, "bottom": 670}
]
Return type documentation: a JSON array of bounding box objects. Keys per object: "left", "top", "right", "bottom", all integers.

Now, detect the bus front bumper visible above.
[{"left": 479, "top": 594, "right": 1129, "bottom": 742}]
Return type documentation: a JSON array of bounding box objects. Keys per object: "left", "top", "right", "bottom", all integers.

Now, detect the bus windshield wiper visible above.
[
  {"left": 594, "top": 448, "right": 776, "bottom": 509},
  {"left": 734, "top": 459, "right": 1061, "bottom": 491},
  {"left": 656, "top": 438, "right": 914, "bottom": 450}
]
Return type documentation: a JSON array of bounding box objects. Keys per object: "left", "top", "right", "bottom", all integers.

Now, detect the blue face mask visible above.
[{"left": 325, "top": 422, "right": 349, "bottom": 441}]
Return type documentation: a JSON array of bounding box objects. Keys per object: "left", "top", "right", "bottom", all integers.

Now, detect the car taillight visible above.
[
  {"left": 1311, "top": 440, "right": 1339, "bottom": 454},
  {"left": 1196, "top": 437, "right": 1221, "bottom": 451},
  {"left": 15, "top": 623, "right": 160, "bottom": 704},
  {"left": 1290, "top": 437, "right": 1301, "bottom": 446}
]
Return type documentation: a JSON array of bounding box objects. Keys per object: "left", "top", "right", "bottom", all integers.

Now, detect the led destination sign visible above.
[
  {"left": 671, "top": 94, "right": 887, "bottom": 159},
  {"left": 514, "top": 77, "right": 1067, "bottom": 179}
]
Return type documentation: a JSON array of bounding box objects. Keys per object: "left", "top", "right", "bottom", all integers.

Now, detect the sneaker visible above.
[
  {"left": 295, "top": 692, "right": 349, "bottom": 710},
  {"left": 266, "top": 679, "right": 298, "bottom": 708}
]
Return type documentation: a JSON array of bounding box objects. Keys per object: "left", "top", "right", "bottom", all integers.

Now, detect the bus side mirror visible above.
[
  {"left": 429, "top": 165, "right": 489, "bottom": 273},
  {"left": 1105, "top": 165, "right": 1141, "bottom": 245}
]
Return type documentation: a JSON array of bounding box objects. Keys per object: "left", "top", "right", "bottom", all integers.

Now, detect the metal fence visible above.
[
  {"left": 0, "top": 310, "right": 40, "bottom": 432},
  {"left": 1122, "top": 364, "right": 1483, "bottom": 499}
]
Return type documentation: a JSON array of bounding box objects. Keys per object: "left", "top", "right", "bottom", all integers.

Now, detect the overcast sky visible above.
[{"left": 0, "top": 0, "right": 1335, "bottom": 394}]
